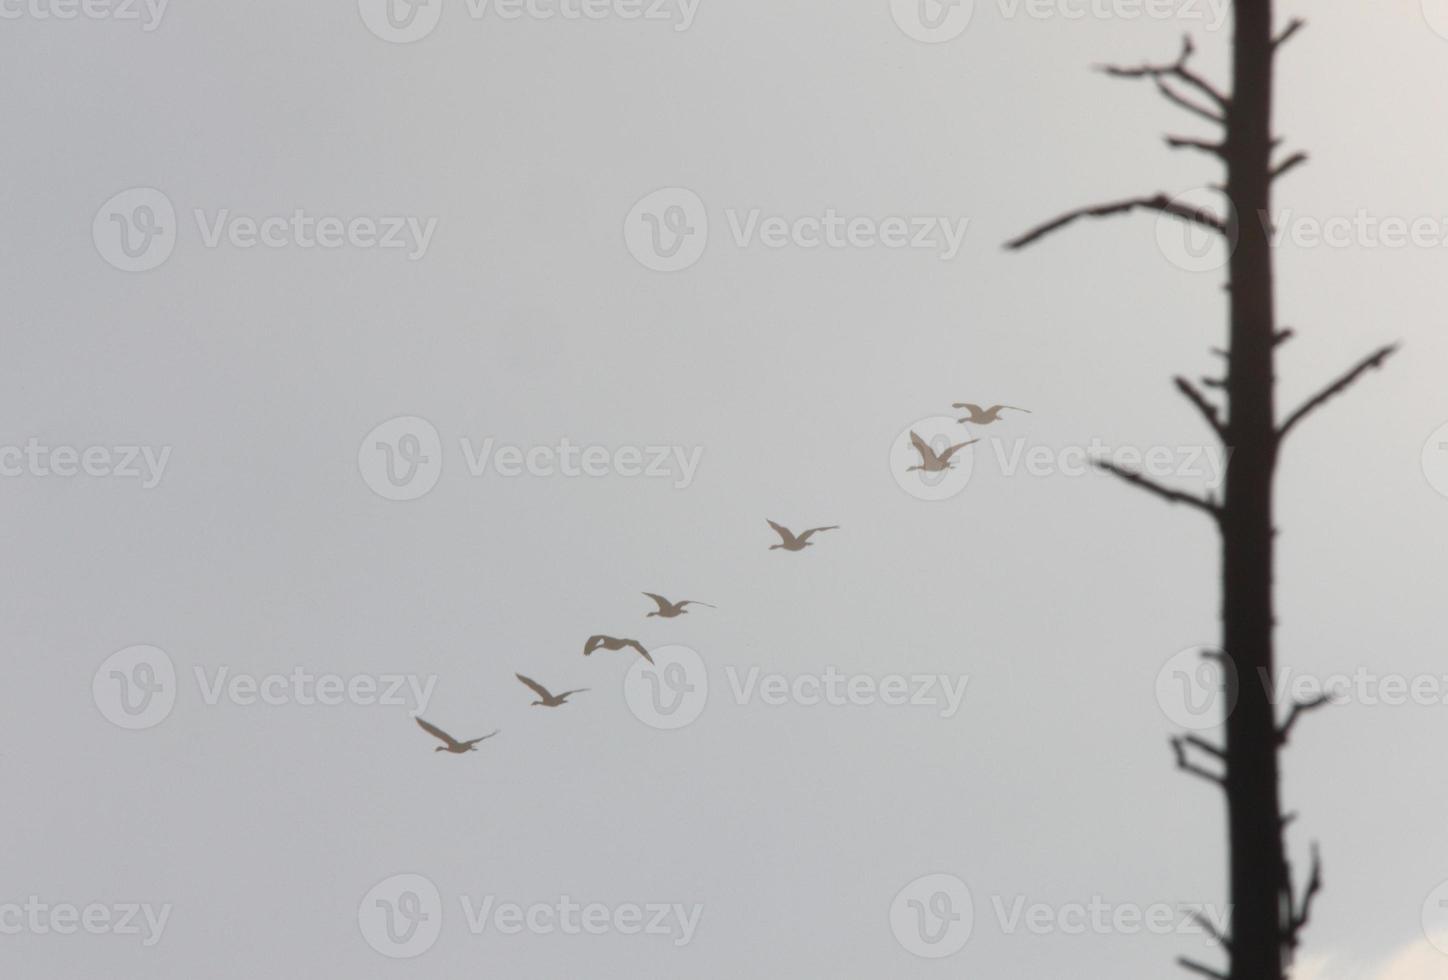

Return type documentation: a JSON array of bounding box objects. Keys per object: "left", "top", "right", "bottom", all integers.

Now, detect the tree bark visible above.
[{"left": 1220, "top": 4, "right": 1287, "bottom": 980}]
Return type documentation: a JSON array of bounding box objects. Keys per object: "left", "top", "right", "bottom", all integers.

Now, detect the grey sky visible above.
[{"left": 2, "top": 1, "right": 1447, "bottom": 977}]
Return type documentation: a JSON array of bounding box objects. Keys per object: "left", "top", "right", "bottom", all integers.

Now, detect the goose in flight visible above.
[
  {"left": 642, "top": 592, "right": 716, "bottom": 618},
  {"left": 515, "top": 673, "right": 588, "bottom": 707},
  {"left": 953, "top": 403, "right": 1030, "bottom": 425},
  {"left": 414, "top": 716, "right": 499, "bottom": 754},
  {"left": 907, "top": 430, "right": 978, "bottom": 473},
  {"left": 767, "top": 519, "right": 839, "bottom": 552},
  {"left": 583, "top": 634, "right": 653, "bottom": 664}
]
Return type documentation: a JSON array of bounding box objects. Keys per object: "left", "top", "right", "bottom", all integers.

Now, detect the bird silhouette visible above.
[
  {"left": 642, "top": 592, "right": 716, "bottom": 618},
  {"left": 907, "top": 430, "right": 978, "bottom": 472},
  {"left": 953, "top": 403, "right": 1030, "bottom": 425},
  {"left": 767, "top": 520, "right": 839, "bottom": 552},
  {"left": 583, "top": 634, "right": 653, "bottom": 664},
  {"left": 515, "top": 673, "right": 588, "bottom": 707},
  {"left": 414, "top": 717, "right": 499, "bottom": 754}
]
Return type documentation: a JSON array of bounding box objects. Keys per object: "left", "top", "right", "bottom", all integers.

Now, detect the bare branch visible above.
[
  {"left": 1177, "top": 956, "right": 1228, "bottom": 980},
  {"left": 1277, "top": 343, "right": 1400, "bottom": 443},
  {"left": 1189, "top": 910, "right": 1232, "bottom": 952},
  {"left": 1272, "top": 151, "right": 1309, "bottom": 181},
  {"left": 1098, "top": 461, "right": 1223, "bottom": 520},
  {"left": 1100, "top": 35, "right": 1231, "bottom": 115},
  {"left": 1274, "top": 328, "right": 1296, "bottom": 346},
  {"left": 1171, "top": 736, "right": 1225, "bottom": 786},
  {"left": 1181, "top": 734, "right": 1225, "bottom": 759},
  {"left": 1274, "top": 18, "right": 1306, "bottom": 51},
  {"left": 1175, "top": 376, "right": 1226, "bottom": 439},
  {"left": 1289, "top": 844, "right": 1324, "bottom": 938},
  {"left": 1278, "top": 694, "right": 1333, "bottom": 745},
  {"left": 1153, "top": 78, "right": 1225, "bottom": 125},
  {"left": 1166, "top": 135, "right": 1226, "bottom": 158},
  {"left": 1006, "top": 194, "right": 1226, "bottom": 251}
]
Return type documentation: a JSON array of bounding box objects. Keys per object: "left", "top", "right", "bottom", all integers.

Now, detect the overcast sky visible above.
[{"left": 3, "top": 1, "right": 1447, "bottom": 977}]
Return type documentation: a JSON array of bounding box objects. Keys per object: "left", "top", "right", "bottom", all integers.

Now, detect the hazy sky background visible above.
[{"left": 3, "top": 1, "right": 1448, "bottom": 977}]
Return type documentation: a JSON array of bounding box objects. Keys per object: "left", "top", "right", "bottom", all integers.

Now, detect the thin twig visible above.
[
  {"left": 1277, "top": 343, "right": 1400, "bottom": 443},
  {"left": 1278, "top": 694, "right": 1332, "bottom": 745},
  {"left": 1006, "top": 194, "right": 1226, "bottom": 251},
  {"left": 1100, "top": 35, "right": 1231, "bottom": 113},
  {"left": 1271, "top": 151, "right": 1309, "bottom": 181},
  {"left": 1175, "top": 376, "right": 1226, "bottom": 438},
  {"left": 1189, "top": 910, "right": 1232, "bottom": 952},
  {"left": 1274, "top": 18, "right": 1306, "bottom": 50},
  {"left": 1167, "top": 135, "right": 1226, "bottom": 158},
  {"left": 1097, "top": 461, "right": 1223, "bottom": 520},
  {"left": 1177, "top": 956, "right": 1228, "bottom": 980},
  {"left": 1171, "top": 736, "right": 1226, "bottom": 786}
]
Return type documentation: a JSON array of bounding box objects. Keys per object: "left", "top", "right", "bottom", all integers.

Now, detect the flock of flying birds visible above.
[
  {"left": 412, "top": 400, "right": 1029, "bottom": 755},
  {"left": 906, "top": 402, "right": 1030, "bottom": 473}
]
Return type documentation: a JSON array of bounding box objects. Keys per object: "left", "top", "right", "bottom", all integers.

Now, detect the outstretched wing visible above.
[
  {"left": 939, "top": 438, "right": 979, "bottom": 462},
  {"left": 415, "top": 716, "right": 456, "bottom": 746},
  {"left": 464, "top": 730, "right": 500, "bottom": 746},
  {"left": 797, "top": 525, "right": 840, "bottom": 543},
  {"left": 625, "top": 639, "right": 654, "bottom": 664},
  {"left": 515, "top": 673, "right": 552, "bottom": 700},
  {"left": 951, "top": 402, "right": 982, "bottom": 413},
  {"left": 583, "top": 634, "right": 606, "bottom": 655},
  {"left": 766, "top": 519, "right": 797, "bottom": 545},
  {"left": 678, "top": 600, "right": 716, "bottom": 610},
  {"left": 908, "top": 430, "right": 936, "bottom": 464},
  {"left": 556, "top": 688, "right": 590, "bottom": 699},
  {"left": 998, "top": 405, "right": 1031, "bottom": 414},
  {"left": 642, "top": 592, "right": 673, "bottom": 613}
]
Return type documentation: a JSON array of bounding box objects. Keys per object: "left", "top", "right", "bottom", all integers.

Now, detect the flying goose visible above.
[
  {"left": 414, "top": 717, "right": 499, "bottom": 754},
  {"left": 767, "top": 519, "right": 839, "bottom": 552},
  {"left": 515, "top": 673, "right": 588, "bottom": 707},
  {"left": 953, "top": 402, "right": 1030, "bottom": 425},
  {"left": 583, "top": 634, "right": 653, "bottom": 664},
  {"left": 907, "top": 430, "right": 978, "bottom": 472},
  {"left": 642, "top": 592, "right": 716, "bottom": 618}
]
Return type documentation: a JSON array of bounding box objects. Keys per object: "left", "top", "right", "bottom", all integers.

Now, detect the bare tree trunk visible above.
[
  {"left": 1220, "top": 4, "right": 1285, "bottom": 979},
  {"left": 1007, "top": 6, "right": 1396, "bottom": 980}
]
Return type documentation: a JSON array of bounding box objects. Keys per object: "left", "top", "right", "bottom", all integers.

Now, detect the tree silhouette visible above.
[{"left": 1007, "top": 10, "right": 1396, "bottom": 980}]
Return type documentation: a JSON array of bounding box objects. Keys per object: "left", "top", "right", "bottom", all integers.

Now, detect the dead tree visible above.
[{"left": 1006, "top": 10, "right": 1395, "bottom": 980}]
